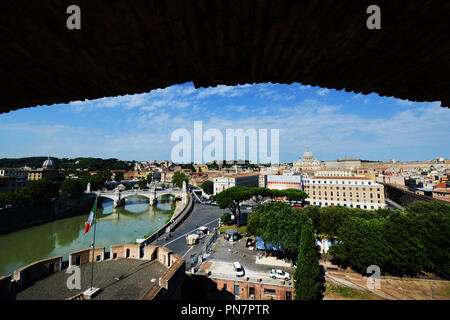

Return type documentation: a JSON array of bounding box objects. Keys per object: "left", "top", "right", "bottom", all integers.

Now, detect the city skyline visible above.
[{"left": 0, "top": 82, "right": 449, "bottom": 163}]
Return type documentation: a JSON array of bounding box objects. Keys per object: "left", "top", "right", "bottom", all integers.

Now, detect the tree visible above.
[
  {"left": 382, "top": 211, "right": 427, "bottom": 276},
  {"left": 294, "top": 221, "right": 321, "bottom": 300},
  {"left": 137, "top": 179, "right": 148, "bottom": 189},
  {"left": 220, "top": 213, "right": 231, "bottom": 224},
  {"left": 114, "top": 171, "right": 124, "bottom": 182},
  {"left": 60, "top": 178, "right": 84, "bottom": 199},
  {"left": 251, "top": 187, "right": 272, "bottom": 204},
  {"left": 303, "top": 206, "right": 321, "bottom": 239},
  {"left": 405, "top": 201, "right": 450, "bottom": 279},
  {"left": 146, "top": 172, "right": 153, "bottom": 182},
  {"left": 329, "top": 217, "right": 389, "bottom": 274},
  {"left": 172, "top": 171, "right": 189, "bottom": 188},
  {"left": 247, "top": 201, "right": 309, "bottom": 254},
  {"left": 212, "top": 186, "right": 253, "bottom": 225},
  {"left": 318, "top": 205, "right": 350, "bottom": 241},
  {"left": 102, "top": 169, "right": 112, "bottom": 182},
  {"left": 282, "top": 188, "right": 308, "bottom": 205},
  {"left": 201, "top": 180, "right": 214, "bottom": 195}
]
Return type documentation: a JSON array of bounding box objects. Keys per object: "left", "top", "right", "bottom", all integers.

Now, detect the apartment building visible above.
[
  {"left": 213, "top": 174, "right": 259, "bottom": 195},
  {"left": 303, "top": 176, "right": 386, "bottom": 210}
]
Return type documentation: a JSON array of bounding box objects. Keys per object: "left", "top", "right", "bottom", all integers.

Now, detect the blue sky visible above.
[{"left": 0, "top": 82, "right": 449, "bottom": 163}]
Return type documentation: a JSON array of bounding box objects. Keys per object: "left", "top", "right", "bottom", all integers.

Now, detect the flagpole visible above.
[{"left": 90, "top": 195, "right": 98, "bottom": 290}]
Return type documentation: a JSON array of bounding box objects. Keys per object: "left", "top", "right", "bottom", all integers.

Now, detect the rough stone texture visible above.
[{"left": 0, "top": 0, "right": 449, "bottom": 113}]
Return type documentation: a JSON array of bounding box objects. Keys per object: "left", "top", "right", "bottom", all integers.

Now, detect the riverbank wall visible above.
[
  {"left": 139, "top": 192, "right": 194, "bottom": 247},
  {"left": 0, "top": 197, "right": 95, "bottom": 235}
]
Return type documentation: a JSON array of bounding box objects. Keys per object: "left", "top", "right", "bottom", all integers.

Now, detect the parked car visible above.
[
  {"left": 233, "top": 261, "right": 245, "bottom": 277},
  {"left": 268, "top": 269, "right": 291, "bottom": 280}
]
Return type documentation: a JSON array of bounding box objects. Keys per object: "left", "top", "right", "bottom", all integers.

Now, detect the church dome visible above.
[
  {"left": 43, "top": 156, "right": 55, "bottom": 169},
  {"left": 302, "top": 148, "right": 314, "bottom": 160}
]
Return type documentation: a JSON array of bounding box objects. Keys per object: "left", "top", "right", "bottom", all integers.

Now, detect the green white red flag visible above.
[{"left": 84, "top": 198, "right": 97, "bottom": 234}]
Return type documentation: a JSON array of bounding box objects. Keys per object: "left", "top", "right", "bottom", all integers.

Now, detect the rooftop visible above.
[
  {"left": 311, "top": 176, "right": 372, "bottom": 180},
  {"left": 15, "top": 259, "right": 167, "bottom": 300}
]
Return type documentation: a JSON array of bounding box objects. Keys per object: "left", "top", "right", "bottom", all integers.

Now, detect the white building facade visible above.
[{"left": 303, "top": 176, "right": 386, "bottom": 210}]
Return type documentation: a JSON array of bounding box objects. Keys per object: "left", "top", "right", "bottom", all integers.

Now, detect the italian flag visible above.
[{"left": 84, "top": 198, "right": 97, "bottom": 234}]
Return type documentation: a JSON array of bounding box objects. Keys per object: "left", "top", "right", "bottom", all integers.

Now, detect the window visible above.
[
  {"left": 377, "top": 193, "right": 381, "bottom": 199},
  {"left": 234, "top": 285, "right": 240, "bottom": 296},
  {"left": 249, "top": 287, "right": 255, "bottom": 297},
  {"left": 286, "top": 291, "right": 292, "bottom": 300},
  {"left": 264, "top": 289, "right": 276, "bottom": 296},
  {"left": 370, "top": 193, "right": 373, "bottom": 198}
]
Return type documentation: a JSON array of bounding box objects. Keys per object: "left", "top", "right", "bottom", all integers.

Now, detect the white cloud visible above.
[
  {"left": 316, "top": 88, "right": 330, "bottom": 96},
  {"left": 395, "top": 98, "right": 414, "bottom": 106}
]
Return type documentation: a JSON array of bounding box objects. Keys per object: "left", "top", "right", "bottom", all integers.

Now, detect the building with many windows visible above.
[
  {"left": 213, "top": 174, "right": 259, "bottom": 195},
  {"left": 303, "top": 176, "right": 386, "bottom": 210}
]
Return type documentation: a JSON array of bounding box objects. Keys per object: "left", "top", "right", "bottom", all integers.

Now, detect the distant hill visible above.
[
  {"left": 0, "top": 157, "right": 59, "bottom": 169},
  {"left": 0, "top": 157, "right": 133, "bottom": 171}
]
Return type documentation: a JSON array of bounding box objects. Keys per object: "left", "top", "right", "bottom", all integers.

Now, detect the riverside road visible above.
[{"left": 151, "top": 202, "right": 251, "bottom": 268}]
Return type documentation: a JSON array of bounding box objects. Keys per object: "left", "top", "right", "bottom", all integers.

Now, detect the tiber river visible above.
[{"left": 0, "top": 195, "right": 177, "bottom": 276}]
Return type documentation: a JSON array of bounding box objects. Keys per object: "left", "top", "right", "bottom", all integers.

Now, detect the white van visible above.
[{"left": 233, "top": 261, "right": 245, "bottom": 277}]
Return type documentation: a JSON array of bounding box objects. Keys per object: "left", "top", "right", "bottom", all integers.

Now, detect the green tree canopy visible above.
[
  {"left": 212, "top": 186, "right": 253, "bottom": 225},
  {"left": 201, "top": 180, "right": 214, "bottom": 195},
  {"left": 137, "top": 179, "right": 148, "bottom": 189},
  {"left": 172, "top": 171, "right": 189, "bottom": 188},
  {"left": 247, "top": 201, "right": 310, "bottom": 253},
  {"left": 60, "top": 178, "right": 84, "bottom": 199},
  {"left": 294, "top": 221, "right": 322, "bottom": 300},
  {"left": 114, "top": 171, "right": 124, "bottom": 182},
  {"left": 329, "top": 217, "right": 390, "bottom": 274}
]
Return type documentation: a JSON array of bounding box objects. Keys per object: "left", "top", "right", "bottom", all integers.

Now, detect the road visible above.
[
  {"left": 151, "top": 203, "right": 223, "bottom": 261},
  {"left": 151, "top": 202, "right": 251, "bottom": 268}
]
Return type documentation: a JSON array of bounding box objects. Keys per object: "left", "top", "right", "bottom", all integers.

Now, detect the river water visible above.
[{"left": 0, "top": 195, "right": 175, "bottom": 276}]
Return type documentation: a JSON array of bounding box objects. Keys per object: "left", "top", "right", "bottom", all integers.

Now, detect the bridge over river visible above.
[{"left": 85, "top": 186, "right": 188, "bottom": 208}]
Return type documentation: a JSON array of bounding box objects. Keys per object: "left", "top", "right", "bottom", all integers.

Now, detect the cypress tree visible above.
[{"left": 294, "top": 221, "right": 321, "bottom": 300}]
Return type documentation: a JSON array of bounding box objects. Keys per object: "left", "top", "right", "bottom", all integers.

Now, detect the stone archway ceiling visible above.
[{"left": 0, "top": 0, "right": 449, "bottom": 114}]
